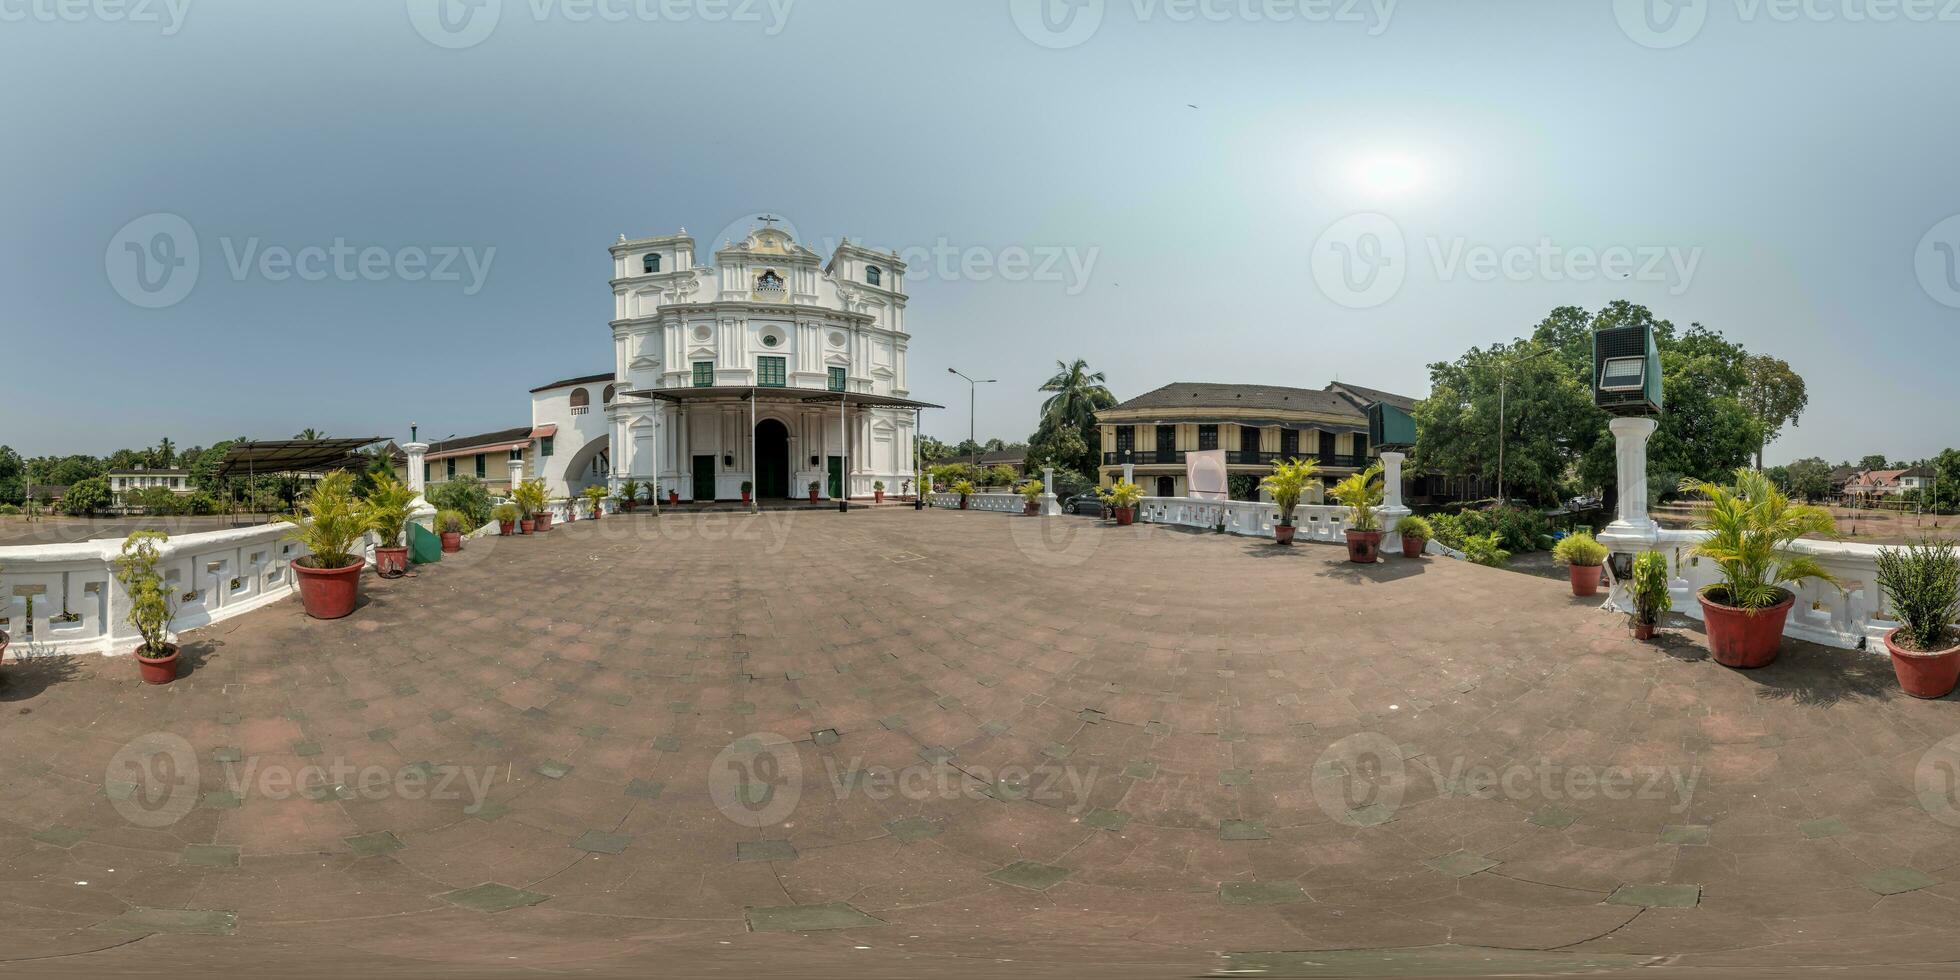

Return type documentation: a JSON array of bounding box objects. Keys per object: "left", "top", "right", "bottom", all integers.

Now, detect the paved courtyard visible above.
[{"left": 3, "top": 509, "right": 1958, "bottom": 978}]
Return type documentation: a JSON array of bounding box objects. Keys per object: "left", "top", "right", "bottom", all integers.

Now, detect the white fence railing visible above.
[
  {"left": 0, "top": 523, "right": 324, "bottom": 658},
  {"left": 928, "top": 492, "right": 1026, "bottom": 513},
  {"left": 1610, "top": 529, "right": 1894, "bottom": 651},
  {"left": 1138, "top": 497, "right": 1353, "bottom": 543}
]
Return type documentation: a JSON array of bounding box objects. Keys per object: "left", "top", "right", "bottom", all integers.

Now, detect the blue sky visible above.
[{"left": 4, "top": 0, "right": 1956, "bottom": 465}]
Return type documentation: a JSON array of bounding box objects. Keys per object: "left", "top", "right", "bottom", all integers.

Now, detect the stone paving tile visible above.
[
  {"left": 884, "top": 817, "right": 940, "bottom": 843},
  {"left": 181, "top": 844, "right": 241, "bottom": 868},
  {"left": 96, "top": 908, "right": 238, "bottom": 936},
  {"left": 1424, "top": 851, "right": 1500, "bottom": 878},
  {"left": 988, "top": 860, "right": 1073, "bottom": 891},
  {"left": 1661, "top": 824, "right": 1713, "bottom": 846},
  {"left": 440, "top": 883, "right": 550, "bottom": 913},
  {"left": 1800, "top": 816, "right": 1850, "bottom": 839},
  {"left": 1606, "top": 883, "right": 1702, "bottom": 909},
  {"left": 571, "top": 831, "right": 631, "bottom": 855},
  {"left": 345, "top": 831, "right": 406, "bottom": 857},
  {"left": 30, "top": 826, "right": 89, "bottom": 848},
  {"left": 1219, "top": 820, "right": 1271, "bottom": 841},
  {"left": 746, "top": 902, "right": 883, "bottom": 932},
  {"left": 1857, "top": 867, "right": 1936, "bottom": 896},
  {"left": 1220, "top": 881, "right": 1307, "bottom": 905},
  {"left": 736, "top": 839, "right": 798, "bottom": 862}
]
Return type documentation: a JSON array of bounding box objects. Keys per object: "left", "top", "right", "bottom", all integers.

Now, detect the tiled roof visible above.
[
  {"left": 1103, "top": 381, "right": 1419, "bottom": 418},
  {"left": 529, "top": 373, "right": 615, "bottom": 394}
]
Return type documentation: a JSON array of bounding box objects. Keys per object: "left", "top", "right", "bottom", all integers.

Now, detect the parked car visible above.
[{"left": 1063, "top": 492, "right": 1105, "bottom": 516}]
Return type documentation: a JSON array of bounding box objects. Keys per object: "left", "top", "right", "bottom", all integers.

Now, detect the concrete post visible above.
[
  {"left": 1040, "top": 466, "right": 1060, "bottom": 516},
  {"left": 1377, "top": 451, "right": 1412, "bottom": 555},
  {"left": 509, "top": 456, "right": 524, "bottom": 494},
  {"left": 403, "top": 441, "right": 436, "bottom": 527},
  {"left": 1122, "top": 462, "right": 1135, "bottom": 486},
  {"left": 1599, "top": 417, "right": 1660, "bottom": 547}
]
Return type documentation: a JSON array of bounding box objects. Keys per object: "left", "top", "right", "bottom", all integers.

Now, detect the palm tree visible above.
[
  {"left": 152, "top": 437, "right": 175, "bottom": 469},
  {"left": 294, "top": 428, "right": 325, "bottom": 441},
  {"left": 1038, "top": 359, "right": 1115, "bottom": 431}
]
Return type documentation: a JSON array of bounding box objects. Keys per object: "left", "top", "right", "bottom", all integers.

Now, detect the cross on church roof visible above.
[{"left": 757, "top": 214, "right": 779, "bottom": 229}]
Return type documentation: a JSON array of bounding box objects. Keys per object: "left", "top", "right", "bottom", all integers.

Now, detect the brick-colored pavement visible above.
[{"left": 3, "top": 510, "right": 1958, "bottom": 978}]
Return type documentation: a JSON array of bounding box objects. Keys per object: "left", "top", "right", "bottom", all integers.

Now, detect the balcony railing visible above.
[{"left": 1104, "top": 450, "right": 1370, "bottom": 468}]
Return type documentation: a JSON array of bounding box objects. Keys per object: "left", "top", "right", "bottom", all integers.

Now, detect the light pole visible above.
[
  {"left": 947, "top": 367, "right": 996, "bottom": 449},
  {"left": 1497, "top": 345, "right": 1556, "bottom": 506}
]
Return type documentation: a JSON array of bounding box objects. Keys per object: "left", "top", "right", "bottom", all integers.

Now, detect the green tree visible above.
[
  {"left": 1782, "top": 457, "right": 1832, "bottom": 502},
  {"left": 0, "top": 445, "right": 22, "bottom": 506},
  {"left": 294, "top": 428, "right": 325, "bottom": 440},
  {"left": 151, "top": 437, "right": 175, "bottom": 469},
  {"left": 1858, "top": 454, "right": 1892, "bottom": 471},
  {"left": 1034, "top": 358, "right": 1116, "bottom": 479},
  {"left": 1740, "top": 355, "right": 1808, "bottom": 471},
  {"left": 62, "top": 476, "right": 111, "bottom": 516}
]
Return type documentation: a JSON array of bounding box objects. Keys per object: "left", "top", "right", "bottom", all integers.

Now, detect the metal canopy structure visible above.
[{"left": 213, "top": 438, "right": 385, "bottom": 481}]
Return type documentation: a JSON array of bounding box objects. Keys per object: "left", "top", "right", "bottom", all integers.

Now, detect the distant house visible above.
[
  {"left": 393, "top": 426, "right": 536, "bottom": 492},
  {"left": 1898, "top": 466, "right": 1936, "bottom": 496},
  {"left": 1844, "top": 468, "right": 1908, "bottom": 501},
  {"left": 107, "top": 467, "right": 194, "bottom": 511},
  {"left": 26, "top": 484, "right": 66, "bottom": 508}
]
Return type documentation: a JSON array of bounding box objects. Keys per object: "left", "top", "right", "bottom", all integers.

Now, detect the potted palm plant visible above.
[
  {"left": 873, "top": 480, "right": 885, "bottom": 504},
  {"left": 435, "top": 509, "right": 468, "bottom": 552},
  {"left": 1260, "top": 458, "right": 1319, "bottom": 545},
  {"left": 113, "top": 530, "right": 180, "bottom": 684},
  {"left": 1874, "top": 539, "right": 1960, "bottom": 698},
  {"left": 366, "top": 474, "right": 416, "bottom": 578},
  {"left": 807, "top": 480, "right": 820, "bottom": 504},
  {"left": 493, "top": 502, "right": 519, "bottom": 536},
  {"left": 1678, "top": 469, "right": 1839, "bottom": 669},
  {"left": 618, "top": 478, "right": 640, "bottom": 512},
  {"left": 1629, "top": 550, "right": 1671, "bottom": 641},
  {"left": 512, "top": 479, "right": 548, "bottom": 534},
  {"left": 1328, "top": 463, "right": 1386, "bottom": 563},
  {"left": 582, "top": 485, "right": 609, "bottom": 520},
  {"left": 950, "top": 479, "right": 976, "bottom": 510},
  {"left": 283, "top": 471, "right": 368, "bottom": 620},
  {"left": 1396, "top": 514, "right": 1432, "bottom": 558},
  {"left": 1106, "top": 478, "right": 1144, "bottom": 526},
  {"left": 670, "top": 483, "right": 681, "bottom": 506},
  {"left": 1017, "top": 479, "right": 1045, "bottom": 516},
  {"left": 1552, "top": 531, "right": 1609, "bottom": 597}
]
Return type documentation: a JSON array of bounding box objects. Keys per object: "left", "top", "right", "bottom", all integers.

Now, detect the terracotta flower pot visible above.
[
  {"left": 1402, "top": 535, "right": 1426, "bottom": 558},
  {"left": 293, "top": 557, "right": 364, "bottom": 620},
  {"left": 519, "top": 519, "right": 535, "bottom": 534},
  {"left": 874, "top": 491, "right": 884, "bottom": 503},
  {"left": 1633, "top": 621, "right": 1657, "bottom": 641},
  {"left": 1569, "top": 563, "right": 1603, "bottom": 597},
  {"left": 1115, "top": 506, "right": 1135, "bottom": 526},
  {"left": 1345, "top": 529, "right": 1383, "bottom": 563},
  {"left": 1275, "top": 523, "right": 1297, "bottom": 545},
  {"left": 1697, "top": 590, "right": 1794, "bottom": 669},
  {"left": 440, "top": 531, "right": 462, "bottom": 553},
  {"left": 670, "top": 491, "right": 680, "bottom": 505},
  {"left": 742, "top": 492, "right": 752, "bottom": 504},
  {"left": 1884, "top": 628, "right": 1960, "bottom": 699},
  {"left": 136, "top": 642, "right": 180, "bottom": 685},
  {"left": 810, "top": 490, "right": 821, "bottom": 503},
  {"left": 535, "top": 512, "right": 553, "bottom": 532},
  {"left": 373, "top": 545, "right": 410, "bottom": 579},
  {"left": 499, "top": 521, "right": 515, "bottom": 536},
  {"left": 1024, "top": 501, "right": 1040, "bottom": 516}
]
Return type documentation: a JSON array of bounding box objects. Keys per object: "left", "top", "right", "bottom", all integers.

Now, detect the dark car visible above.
[{"left": 1062, "top": 492, "right": 1105, "bottom": 516}]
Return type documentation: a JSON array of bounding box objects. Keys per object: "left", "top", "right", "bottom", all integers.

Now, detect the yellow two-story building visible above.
[{"left": 1096, "top": 381, "right": 1417, "bottom": 499}]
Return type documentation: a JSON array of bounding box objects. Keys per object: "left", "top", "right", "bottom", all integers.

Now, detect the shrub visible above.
[
  {"left": 1680, "top": 468, "right": 1838, "bottom": 610},
  {"left": 1105, "top": 478, "right": 1144, "bottom": 509},
  {"left": 365, "top": 474, "right": 418, "bottom": 548},
  {"left": 1875, "top": 540, "right": 1960, "bottom": 652},
  {"left": 282, "top": 471, "right": 368, "bottom": 570},
  {"left": 492, "top": 502, "right": 520, "bottom": 525},
  {"left": 511, "top": 478, "right": 549, "bottom": 518},
  {"left": 1260, "top": 458, "right": 1320, "bottom": 526},
  {"left": 0, "top": 504, "right": 19, "bottom": 516},
  {"left": 1227, "top": 473, "right": 1261, "bottom": 501},
  {"left": 62, "top": 476, "right": 111, "bottom": 516},
  {"left": 428, "top": 476, "right": 494, "bottom": 529},
  {"left": 1462, "top": 532, "right": 1511, "bottom": 568},
  {"left": 434, "top": 508, "right": 470, "bottom": 534},
  {"left": 949, "top": 479, "right": 977, "bottom": 499},
  {"left": 1395, "top": 514, "right": 1433, "bottom": 541},
  {"left": 1631, "top": 550, "right": 1672, "bottom": 626},
  {"left": 1328, "top": 463, "right": 1385, "bottom": 531},
  {"left": 1429, "top": 513, "right": 1467, "bottom": 549},
  {"left": 1552, "top": 531, "right": 1608, "bottom": 567},
  {"left": 113, "top": 530, "right": 176, "bottom": 657},
  {"left": 1017, "top": 480, "right": 1045, "bottom": 502},
  {"left": 581, "top": 485, "right": 610, "bottom": 514},
  {"left": 618, "top": 478, "right": 642, "bottom": 504}
]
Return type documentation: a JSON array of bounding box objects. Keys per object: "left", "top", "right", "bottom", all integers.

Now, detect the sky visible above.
[{"left": 3, "top": 0, "right": 1956, "bottom": 467}]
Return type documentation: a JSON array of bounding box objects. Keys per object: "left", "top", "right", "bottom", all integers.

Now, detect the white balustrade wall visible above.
[
  {"left": 0, "top": 524, "right": 328, "bottom": 659},
  {"left": 1137, "top": 497, "right": 1354, "bottom": 543},
  {"left": 928, "top": 492, "right": 1025, "bottom": 513},
  {"left": 1609, "top": 529, "right": 1895, "bottom": 651}
]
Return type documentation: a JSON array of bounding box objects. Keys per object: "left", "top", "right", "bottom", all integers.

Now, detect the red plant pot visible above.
[
  {"left": 293, "top": 557, "right": 364, "bottom": 620},
  {"left": 1345, "top": 529, "right": 1382, "bottom": 563},
  {"left": 670, "top": 491, "right": 680, "bottom": 505},
  {"left": 1569, "top": 563, "right": 1603, "bottom": 597},
  {"left": 810, "top": 491, "right": 820, "bottom": 503},
  {"left": 1402, "top": 535, "right": 1426, "bottom": 558},
  {"left": 1024, "top": 501, "right": 1040, "bottom": 516},
  {"left": 136, "top": 642, "right": 180, "bottom": 685},
  {"left": 519, "top": 519, "right": 535, "bottom": 534},
  {"left": 1697, "top": 590, "right": 1794, "bottom": 669},
  {"left": 1884, "top": 628, "right": 1960, "bottom": 699},
  {"left": 742, "top": 492, "right": 752, "bottom": 504},
  {"left": 499, "top": 521, "right": 514, "bottom": 536},
  {"left": 440, "top": 531, "right": 462, "bottom": 553},
  {"left": 374, "top": 546, "right": 409, "bottom": 579},
  {"left": 535, "top": 513, "right": 553, "bottom": 532},
  {"left": 1633, "top": 621, "right": 1657, "bottom": 641},
  {"left": 874, "top": 491, "right": 884, "bottom": 503},
  {"left": 1275, "top": 523, "right": 1297, "bottom": 545},
  {"left": 1115, "top": 506, "right": 1135, "bottom": 526}
]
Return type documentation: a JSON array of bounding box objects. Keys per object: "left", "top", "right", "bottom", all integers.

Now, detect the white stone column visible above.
[
  {"left": 1377, "top": 451, "right": 1412, "bottom": 555},
  {"left": 1599, "top": 417, "right": 1660, "bottom": 547},
  {"left": 1122, "top": 462, "right": 1135, "bottom": 486},
  {"left": 1040, "top": 466, "right": 1060, "bottom": 516},
  {"left": 403, "top": 441, "right": 436, "bottom": 527},
  {"left": 509, "top": 456, "right": 525, "bottom": 494}
]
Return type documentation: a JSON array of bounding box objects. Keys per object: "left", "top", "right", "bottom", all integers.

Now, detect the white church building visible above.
[{"left": 524, "top": 223, "right": 935, "bottom": 504}]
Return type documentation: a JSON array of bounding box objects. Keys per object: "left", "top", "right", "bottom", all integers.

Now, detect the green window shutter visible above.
[
  {"left": 542, "top": 436, "right": 554, "bottom": 458},
  {"left": 475, "top": 454, "right": 486, "bottom": 478},
  {"left": 759, "top": 356, "right": 786, "bottom": 387},
  {"left": 445, "top": 458, "right": 455, "bottom": 479},
  {"left": 693, "top": 362, "right": 715, "bottom": 387},
  {"left": 828, "top": 367, "right": 846, "bottom": 392}
]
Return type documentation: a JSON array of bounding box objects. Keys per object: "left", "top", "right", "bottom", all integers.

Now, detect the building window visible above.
[
  {"left": 693, "top": 361, "right": 715, "bottom": 387},
  {"left": 866, "top": 265, "right": 882, "bottom": 286},
  {"left": 475, "top": 454, "right": 486, "bottom": 479},
  {"left": 643, "top": 253, "right": 660, "bottom": 274},
  {"left": 541, "top": 436, "right": 555, "bottom": 458},
  {"left": 1356, "top": 433, "right": 1371, "bottom": 458},
  {"left": 570, "top": 388, "right": 590, "bottom": 415},
  {"left": 445, "top": 458, "right": 456, "bottom": 480},
  {"left": 1198, "top": 425, "right": 1218, "bottom": 451},
  {"left": 423, "top": 463, "right": 430, "bottom": 483},
  {"left": 828, "top": 366, "right": 846, "bottom": 392},
  {"left": 1115, "top": 426, "right": 1135, "bottom": 458},
  {"left": 510, "top": 448, "right": 522, "bottom": 462},
  {"left": 1281, "top": 428, "right": 1300, "bottom": 459},
  {"left": 603, "top": 384, "right": 616, "bottom": 403},
  {"left": 758, "top": 356, "right": 787, "bottom": 387}
]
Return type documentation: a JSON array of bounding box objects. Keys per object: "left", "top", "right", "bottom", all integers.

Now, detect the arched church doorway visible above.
[{"left": 755, "top": 419, "right": 790, "bottom": 498}]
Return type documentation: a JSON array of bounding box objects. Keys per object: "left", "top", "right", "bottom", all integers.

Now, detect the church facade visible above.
[{"left": 527, "top": 224, "right": 932, "bottom": 504}]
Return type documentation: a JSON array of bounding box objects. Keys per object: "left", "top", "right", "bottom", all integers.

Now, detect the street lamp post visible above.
[
  {"left": 1497, "top": 345, "right": 1556, "bottom": 506},
  {"left": 946, "top": 367, "right": 997, "bottom": 449}
]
